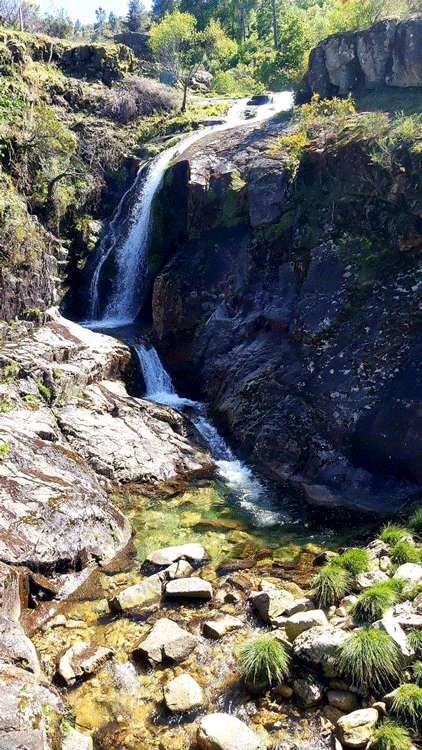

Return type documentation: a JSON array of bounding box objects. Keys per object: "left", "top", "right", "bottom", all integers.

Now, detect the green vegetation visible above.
[
  {"left": 391, "top": 684, "right": 422, "bottom": 732},
  {"left": 0, "top": 443, "right": 9, "bottom": 456},
  {"left": 380, "top": 524, "right": 412, "bottom": 546},
  {"left": 407, "top": 629, "right": 422, "bottom": 658},
  {"left": 333, "top": 547, "right": 371, "bottom": 576},
  {"left": 350, "top": 581, "right": 403, "bottom": 625},
  {"left": 0, "top": 363, "right": 19, "bottom": 383},
  {"left": 37, "top": 383, "right": 55, "bottom": 405},
  {"left": 369, "top": 721, "right": 412, "bottom": 750},
  {"left": 410, "top": 508, "right": 422, "bottom": 536},
  {"left": 237, "top": 634, "right": 290, "bottom": 686},
  {"left": 337, "top": 628, "right": 401, "bottom": 694},
  {"left": 390, "top": 542, "right": 420, "bottom": 566},
  {"left": 412, "top": 661, "right": 422, "bottom": 686},
  {"left": 312, "top": 564, "right": 350, "bottom": 609}
]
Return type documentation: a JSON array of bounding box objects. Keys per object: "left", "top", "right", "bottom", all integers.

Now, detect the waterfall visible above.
[
  {"left": 84, "top": 91, "right": 294, "bottom": 328},
  {"left": 134, "top": 343, "right": 289, "bottom": 526}
]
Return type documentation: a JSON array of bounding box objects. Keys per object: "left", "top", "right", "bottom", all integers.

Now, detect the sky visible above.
[{"left": 34, "top": 0, "right": 152, "bottom": 25}]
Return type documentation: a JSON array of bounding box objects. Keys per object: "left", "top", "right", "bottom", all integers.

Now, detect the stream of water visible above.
[{"left": 61, "top": 95, "right": 372, "bottom": 750}]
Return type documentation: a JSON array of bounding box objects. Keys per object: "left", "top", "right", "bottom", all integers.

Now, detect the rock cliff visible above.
[
  {"left": 149, "top": 115, "right": 422, "bottom": 514},
  {"left": 301, "top": 16, "right": 422, "bottom": 99}
]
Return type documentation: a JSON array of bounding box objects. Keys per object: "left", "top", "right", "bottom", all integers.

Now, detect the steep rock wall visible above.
[{"left": 150, "top": 118, "right": 422, "bottom": 514}]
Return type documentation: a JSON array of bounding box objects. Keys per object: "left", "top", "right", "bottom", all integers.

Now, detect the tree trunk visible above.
[{"left": 181, "top": 80, "right": 188, "bottom": 112}]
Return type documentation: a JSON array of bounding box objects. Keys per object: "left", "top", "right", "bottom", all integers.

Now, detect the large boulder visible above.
[
  {"left": 356, "top": 19, "right": 397, "bottom": 87},
  {"left": 323, "top": 32, "right": 364, "bottom": 94},
  {"left": 335, "top": 708, "right": 378, "bottom": 748},
  {"left": 386, "top": 18, "right": 422, "bottom": 87},
  {"left": 132, "top": 618, "right": 197, "bottom": 666},
  {"left": 293, "top": 625, "right": 351, "bottom": 678},
  {"left": 196, "top": 713, "right": 265, "bottom": 750},
  {"left": 394, "top": 563, "right": 422, "bottom": 590},
  {"left": 165, "top": 577, "right": 213, "bottom": 601}
]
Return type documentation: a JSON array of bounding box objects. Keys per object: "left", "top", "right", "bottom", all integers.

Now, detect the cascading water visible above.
[
  {"left": 135, "top": 342, "right": 290, "bottom": 527},
  {"left": 85, "top": 92, "right": 293, "bottom": 328}
]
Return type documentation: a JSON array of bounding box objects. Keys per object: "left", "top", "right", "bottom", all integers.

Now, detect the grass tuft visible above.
[
  {"left": 407, "top": 628, "right": 422, "bottom": 658},
  {"left": 237, "top": 634, "right": 290, "bottom": 686},
  {"left": 350, "top": 581, "right": 401, "bottom": 625},
  {"left": 336, "top": 628, "right": 401, "bottom": 695},
  {"left": 369, "top": 720, "right": 412, "bottom": 750},
  {"left": 412, "top": 661, "right": 422, "bottom": 686},
  {"left": 409, "top": 507, "right": 422, "bottom": 535},
  {"left": 312, "top": 564, "right": 351, "bottom": 609},
  {"left": 391, "top": 683, "right": 422, "bottom": 732},
  {"left": 379, "top": 524, "right": 411, "bottom": 546},
  {"left": 390, "top": 541, "right": 420, "bottom": 566},
  {"left": 333, "top": 547, "right": 371, "bottom": 576}
]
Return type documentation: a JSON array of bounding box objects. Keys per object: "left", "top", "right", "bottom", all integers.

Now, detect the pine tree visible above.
[{"left": 127, "top": 0, "right": 145, "bottom": 31}]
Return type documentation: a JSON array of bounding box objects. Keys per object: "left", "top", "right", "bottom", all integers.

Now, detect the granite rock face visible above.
[
  {"left": 149, "top": 119, "right": 422, "bottom": 514},
  {"left": 303, "top": 16, "right": 422, "bottom": 97}
]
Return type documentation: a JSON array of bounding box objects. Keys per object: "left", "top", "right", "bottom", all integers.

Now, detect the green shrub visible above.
[
  {"left": 350, "top": 581, "right": 402, "bottom": 625},
  {"left": 391, "top": 683, "right": 422, "bottom": 732},
  {"left": 369, "top": 720, "right": 412, "bottom": 750},
  {"left": 312, "top": 564, "right": 350, "bottom": 609},
  {"left": 237, "top": 634, "right": 290, "bottom": 686},
  {"left": 37, "top": 383, "right": 54, "bottom": 405},
  {"left": 334, "top": 547, "right": 371, "bottom": 576},
  {"left": 379, "top": 524, "right": 411, "bottom": 546},
  {"left": 407, "top": 628, "right": 422, "bottom": 658},
  {"left": 410, "top": 507, "right": 422, "bottom": 535},
  {"left": 337, "top": 628, "right": 401, "bottom": 694},
  {"left": 390, "top": 541, "right": 420, "bottom": 566},
  {"left": 412, "top": 661, "right": 422, "bottom": 686}
]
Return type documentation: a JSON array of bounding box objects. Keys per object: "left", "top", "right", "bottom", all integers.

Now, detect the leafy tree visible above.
[
  {"left": 45, "top": 8, "right": 73, "bottom": 38},
  {"left": 148, "top": 10, "right": 201, "bottom": 111},
  {"left": 127, "top": 0, "right": 146, "bottom": 31},
  {"left": 202, "top": 18, "right": 238, "bottom": 72},
  {"left": 74, "top": 18, "right": 81, "bottom": 33},
  {"left": 152, "top": 0, "right": 179, "bottom": 21}
]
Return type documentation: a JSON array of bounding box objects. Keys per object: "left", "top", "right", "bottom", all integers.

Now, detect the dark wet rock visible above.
[
  {"left": 132, "top": 618, "right": 197, "bottom": 666},
  {"left": 163, "top": 674, "right": 205, "bottom": 713},
  {"left": 327, "top": 689, "right": 358, "bottom": 713},
  {"left": 56, "top": 641, "right": 115, "bottom": 685},
  {"left": 196, "top": 713, "right": 265, "bottom": 750},
  {"left": 293, "top": 678, "right": 323, "bottom": 708},
  {"left": 293, "top": 625, "right": 351, "bottom": 678},
  {"left": 313, "top": 551, "right": 338, "bottom": 567},
  {"left": 386, "top": 18, "right": 422, "bottom": 87},
  {"left": 165, "top": 577, "right": 213, "bottom": 601},
  {"left": 109, "top": 573, "right": 163, "bottom": 612}
]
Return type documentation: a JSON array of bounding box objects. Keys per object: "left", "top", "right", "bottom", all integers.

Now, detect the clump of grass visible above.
[
  {"left": 37, "top": 383, "right": 54, "bottom": 405},
  {"left": 312, "top": 564, "right": 351, "bottom": 609},
  {"left": 410, "top": 507, "right": 422, "bottom": 535},
  {"left": 390, "top": 541, "right": 420, "bottom": 566},
  {"left": 337, "top": 628, "right": 401, "bottom": 694},
  {"left": 391, "top": 683, "right": 422, "bottom": 732},
  {"left": 333, "top": 547, "right": 371, "bottom": 576},
  {"left": 379, "top": 524, "right": 412, "bottom": 546},
  {"left": 369, "top": 720, "right": 412, "bottom": 750},
  {"left": 350, "top": 581, "right": 402, "bottom": 625},
  {"left": 237, "top": 634, "right": 290, "bottom": 686},
  {"left": 412, "top": 661, "right": 422, "bottom": 686},
  {"left": 407, "top": 628, "right": 422, "bottom": 658}
]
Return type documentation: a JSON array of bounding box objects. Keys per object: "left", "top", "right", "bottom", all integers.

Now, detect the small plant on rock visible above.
[
  {"left": 391, "top": 683, "right": 422, "bottom": 732},
  {"left": 410, "top": 507, "right": 422, "bottom": 535},
  {"left": 407, "top": 628, "right": 422, "bottom": 658},
  {"left": 369, "top": 720, "right": 412, "bottom": 750},
  {"left": 380, "top": 524, "right": 412, "bottom": 546},
  {"left": 412, "top": 661, "right": 422, "bottom": 686},
  {"left": 390, "top": 541, "right": 420, "bottom": 566},
  {"left": 237, "top": 634, "right": 290, "bottom": 686},
  {"left": 350, "top": 581, "right": 402, "bottom": 625},
  {"left": 337, "top": 628, "right": 401, "bottom": 694},
  {"left": 312, "top": 564, "right": 351, "bottom": 609},
  {"left": 333, "top": 547, "right": 371, "bottom": 576}
]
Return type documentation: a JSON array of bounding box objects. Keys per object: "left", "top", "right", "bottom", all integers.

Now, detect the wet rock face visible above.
[
  {"left": 303, "top": 16, "right": 422, "bottom": 97},
  {"left": 150, "top": 120, "right": 422, "bottom": 514}
]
